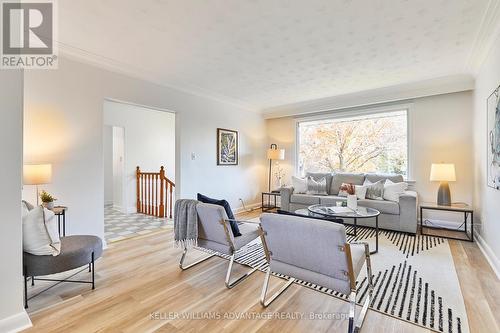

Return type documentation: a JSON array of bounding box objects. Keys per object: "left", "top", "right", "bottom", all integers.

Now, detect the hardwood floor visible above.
[{"left": 24, "top": 209, "right": 499, "bottom": 333}]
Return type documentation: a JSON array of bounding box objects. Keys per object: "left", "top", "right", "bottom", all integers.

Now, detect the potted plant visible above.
[
  {"left": 40, "top": 190, "right": 57, "bottom": 210},
  {"left": 340, "top": 183, "right": 357, "bottom": 210}
]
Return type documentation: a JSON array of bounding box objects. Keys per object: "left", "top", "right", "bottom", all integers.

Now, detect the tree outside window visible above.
[{"left": 298, "top": 111, "right": 408, "bottom": 176}]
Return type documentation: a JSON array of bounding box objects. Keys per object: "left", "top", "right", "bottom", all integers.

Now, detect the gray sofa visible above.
[{"left": 280, "top": 172, "right": 417, "bottom": 234}]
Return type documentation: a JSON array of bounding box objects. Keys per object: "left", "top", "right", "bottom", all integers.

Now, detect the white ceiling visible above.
[{"left": 59, "top": 0, "right": 494, "bottom": 111}]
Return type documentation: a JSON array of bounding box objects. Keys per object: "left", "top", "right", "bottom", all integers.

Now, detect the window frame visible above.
[{"left": 294, "top": 104, "right": 413, "bottom": 179}]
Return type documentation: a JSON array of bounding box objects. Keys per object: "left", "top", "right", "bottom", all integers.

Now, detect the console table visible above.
[{"left": 420, "top": 203, "right": 473, "bottom": 242}]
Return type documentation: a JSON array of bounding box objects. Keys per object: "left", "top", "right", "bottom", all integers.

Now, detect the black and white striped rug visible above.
[{"left": 199, "top": 224, "right": 469, "bottom": 333}]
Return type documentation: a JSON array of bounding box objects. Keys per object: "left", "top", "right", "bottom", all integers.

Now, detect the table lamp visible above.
[
  {"left": 267, "top": 144, "right": 285, "bottom": 191},
  {"left": 430, "top": 163, "right": 456, "bottom": 206},
  {"left": 23, "top": 164, "right": 52, "bottom": 205}
]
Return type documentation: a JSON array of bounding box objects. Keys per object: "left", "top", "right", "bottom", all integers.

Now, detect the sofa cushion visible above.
[
  {"left": 306, "top": 172, "right": 333, "bottom": 194},
  {"left": 358, "top": 199, "right": 399, "bottom": 215},
  {"left": 330, "top": 173, "right": 365, "bottom": 195},
  {"left": 290, "top": 194, "right": 321, "bottom": 205},
  {"left": 365, "top": 173, "right": 404, "bottom": 184}
]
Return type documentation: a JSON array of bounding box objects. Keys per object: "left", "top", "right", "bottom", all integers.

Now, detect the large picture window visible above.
[{"left": 297, "top": 110, "right": 408, "bottom": 176}]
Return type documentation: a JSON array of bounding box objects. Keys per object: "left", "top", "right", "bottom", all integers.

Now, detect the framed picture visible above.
[
  {"left": 487, "top": 83, "right": 500, "bottom": 189},
  {"left": 217, "top": 128, "right": 238, "bottom": 165}
]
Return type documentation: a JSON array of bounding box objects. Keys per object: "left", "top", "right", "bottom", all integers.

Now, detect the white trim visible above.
[
  {"left": 294, "top": 104, "right": 412, "bottom": 178},
  {"left": 233, "top": 202, "right": 262, "bottom": 214},
  {"left": 0, "top": 311, "right": 32, "bottom": 333},
  {"left": 263, "top": 74, "right": 474, "bottom": 118},
  {"left": 57, "top": 44, "right": 258, "bottom": 113},
  {"left": 104, "top": 98, "right": 177, "bottom": 115},
  {"left": 474, "top": 230, "right": 500, "bottom": 280},
  {"left": 466, "top": 0, "right": 500, "bottom": 73}
]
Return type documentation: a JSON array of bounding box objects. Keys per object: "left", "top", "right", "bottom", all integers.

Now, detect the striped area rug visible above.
[{"left": 198, "top": 223, "right": 469, "bottom": 333}]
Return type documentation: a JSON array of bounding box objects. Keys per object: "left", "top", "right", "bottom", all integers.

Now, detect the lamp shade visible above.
[
  {"left": 430, "top": 163, "right": 456, "bottom": 182},
  {"left": 267, "top": 148, "right": 285, "bottom": 160},
  {"left": 23, "top": 164, "right": 52, "bottom": 185}
]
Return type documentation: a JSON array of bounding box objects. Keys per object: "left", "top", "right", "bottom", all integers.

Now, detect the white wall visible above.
[
  {"left": 267, "top": 91, "right": 474, "bottom": 222},
  {"left": 0, "top": 71, "right": 32, "bottom": 332},
  {"left": 112, "top": 126, "right": 125, "bottom": 211},
  {"left": 473, "top": 31, "right": 500, "bottom": 276},
  {"left": 103, "top": 125, "right": 113, "bottom": 205},
  {"left": 103, "top": 100, "right": 176, "bottom": 213},
  {"left": 23, "top": 56, "right": 267, "bottom": 241}
]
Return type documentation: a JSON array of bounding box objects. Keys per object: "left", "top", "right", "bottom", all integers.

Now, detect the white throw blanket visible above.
[{"left": 174, "top": 199, "right": 199, "bottom": 248}]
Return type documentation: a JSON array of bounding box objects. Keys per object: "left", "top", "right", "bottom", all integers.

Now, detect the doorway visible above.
[{"left": 102, "top": 100, "right": 176, "bottom": 243}]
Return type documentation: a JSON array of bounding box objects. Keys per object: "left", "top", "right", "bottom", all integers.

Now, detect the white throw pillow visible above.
[
  {"left": 291, "top": 176, "right": 308, "bottom": 194},
  {"left": 23, "top": 206, "right": 61, "bottom": 256},
  {"left": 355, "top": 185, "right": 367, "bottom": 200},
  {"left": 383, "top": 179, "right": 408, "bottom": 202}
]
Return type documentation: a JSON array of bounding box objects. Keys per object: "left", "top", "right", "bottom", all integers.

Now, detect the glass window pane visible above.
[{"left": 298, "top": 110, "right": 408, "bottom": 176}]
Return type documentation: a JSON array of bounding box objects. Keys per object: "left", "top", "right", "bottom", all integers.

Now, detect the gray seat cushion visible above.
[
  {"left": 330, "top": 173, "right": 365, "bottom": 195},
  {"left": 358, "top": 199, "right": 399, "bottom": 215},
  {"left": 23, "top": 235, "right": 103, "bottom": 276},
  {"left": 365, "top": 173, "right": 404, "bottom": 184},
  {"left": 290, "top": 194, "right": 322, "bottom": 205}
]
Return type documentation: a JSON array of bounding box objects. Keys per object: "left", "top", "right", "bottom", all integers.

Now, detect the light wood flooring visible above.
[{"left": 23, "top": 209, "right": 499, "bottom": 333}]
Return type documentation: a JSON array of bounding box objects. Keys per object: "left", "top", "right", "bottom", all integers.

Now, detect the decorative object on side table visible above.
[
  {"left": 487, "top": 82, "right": 500, "bottom": 189},
  {"left": 261, "top": 191, "right": 280, "bottom": 212},
  {"left": 420, "top": 202, "right": 473, "bottom": 242},
  {"left": 40, "top": 190, "right": 57, "bottom": 210},
  {"left": 266, "top": 144, "right": 285, "bottom": 191},
  {"left": 23, "top": 163, "right": 52, "bottom": 205},
  {"left": 217, "top": 128, "right": 238, "bottom": 165},
  {"left": 430, "top": 163, "right": 456, "bottom": 205}
]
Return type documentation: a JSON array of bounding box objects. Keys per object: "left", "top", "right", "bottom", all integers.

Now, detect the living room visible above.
[{"left": 1, "top": 1, "right": 499, "bottom": 332}]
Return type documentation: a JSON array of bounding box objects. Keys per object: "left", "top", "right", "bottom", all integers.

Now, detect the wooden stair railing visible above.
[{"left": 136, "top": 166, "right": 175, "bottom": 218}]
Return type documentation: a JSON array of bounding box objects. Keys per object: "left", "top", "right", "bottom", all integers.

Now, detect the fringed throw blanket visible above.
[{"left": 174, "top": 199, "right": 199, "bottom": 248}]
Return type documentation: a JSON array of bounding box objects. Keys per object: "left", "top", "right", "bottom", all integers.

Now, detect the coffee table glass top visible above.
[{"left": 307, "top": 204, "right": 380, "bottom": 218}]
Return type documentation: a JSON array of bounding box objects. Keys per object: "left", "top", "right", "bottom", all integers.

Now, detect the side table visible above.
[
  {"left": 420, "top": 202, "right": 473, "bottom": 241},
  {"left": 261, "top": 192, "right": 280, "bottom": 212},
  {"left": 53, "top": 206, "right": 67, "bottom": 237}
]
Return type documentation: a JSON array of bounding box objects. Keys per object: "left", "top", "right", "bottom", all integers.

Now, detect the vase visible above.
[{"left": 347, "top": 195, "right": 357, "bottom": 210}]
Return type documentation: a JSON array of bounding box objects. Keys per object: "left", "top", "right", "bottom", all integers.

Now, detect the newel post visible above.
[
  {"left": 159, "top": 166, "right": 165, "bottom": 217},
  {"left": 136, "top": 166, "right": 141, "bottom": 213}
]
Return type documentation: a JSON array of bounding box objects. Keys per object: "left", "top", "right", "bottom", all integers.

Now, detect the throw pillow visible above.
[
  {"left": 306, "top": 176, "right": 328, "bottom": 195},
  {"left": 196, "top": 193, "right": 241, "bottom": 236},
  {"left": 291, "top": 176, "right": 308, "bottom": 194},
  {"left": 23, "top": 206, "right": 61, "bottom": 256},
  {"left": 338, "top": 183, "right": 355, "bottom": 197},
  {"left": 363, "top": 180, "right": 385, "bottom": 200},
  {"left": 355, "top": 185, "right": 367, "bottom": 200},
  {"left": 383, "top": 179, "right": 408, "bottom": 202}
]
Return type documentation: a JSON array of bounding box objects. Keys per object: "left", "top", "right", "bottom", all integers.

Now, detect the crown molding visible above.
[
  {"left": 56, "top": 42, "right": 259, "bottom": 113},
  {"left": 466, "top": 0, "right": 500, "bottom": 73},
  {"left": 262, "top": 74, "right": 475, "bottom": 119}
]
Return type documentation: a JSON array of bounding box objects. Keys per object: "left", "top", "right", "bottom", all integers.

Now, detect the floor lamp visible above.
[
  {"left": 23, "top": 164, "right": 52, "bottom": 205},
  {"left": 267, "top": 144, "right": 285, "bottom": 191}
]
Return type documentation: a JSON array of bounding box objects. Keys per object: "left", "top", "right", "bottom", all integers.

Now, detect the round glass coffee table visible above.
[{"left": 295, "top": 204, "right": 380, "bottom": 254}]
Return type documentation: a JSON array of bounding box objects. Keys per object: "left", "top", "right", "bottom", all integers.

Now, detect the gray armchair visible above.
[
  {"left": 179, "top": 203, "right": 261, "bottom": 288},
  {"left": 259, "top": 213, "right": 374, "bottom": 333}
]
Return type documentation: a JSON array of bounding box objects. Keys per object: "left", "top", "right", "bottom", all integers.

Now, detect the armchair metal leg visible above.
[
  {"left": 225, "top": 253, "right": 259, "bottom": 289},
  {"left": 260, "top": 267, "right": 295, "bottom": 307},
  {"left": 179, "top": 248, "right": 216, "bottom": 270},
  {"left": 349, "top": 243, "right": 375, "bottom": 333}
]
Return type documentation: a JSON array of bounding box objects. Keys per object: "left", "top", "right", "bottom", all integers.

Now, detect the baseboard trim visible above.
[
  {"left": 0, "top": 310, "right": 32, "bottom": 333},
  {"left": 233, "top": 202, "right": 262, "bottom": 214},
  {"left": 474, "top": 230, "right": 500, "bottom": 280}
]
